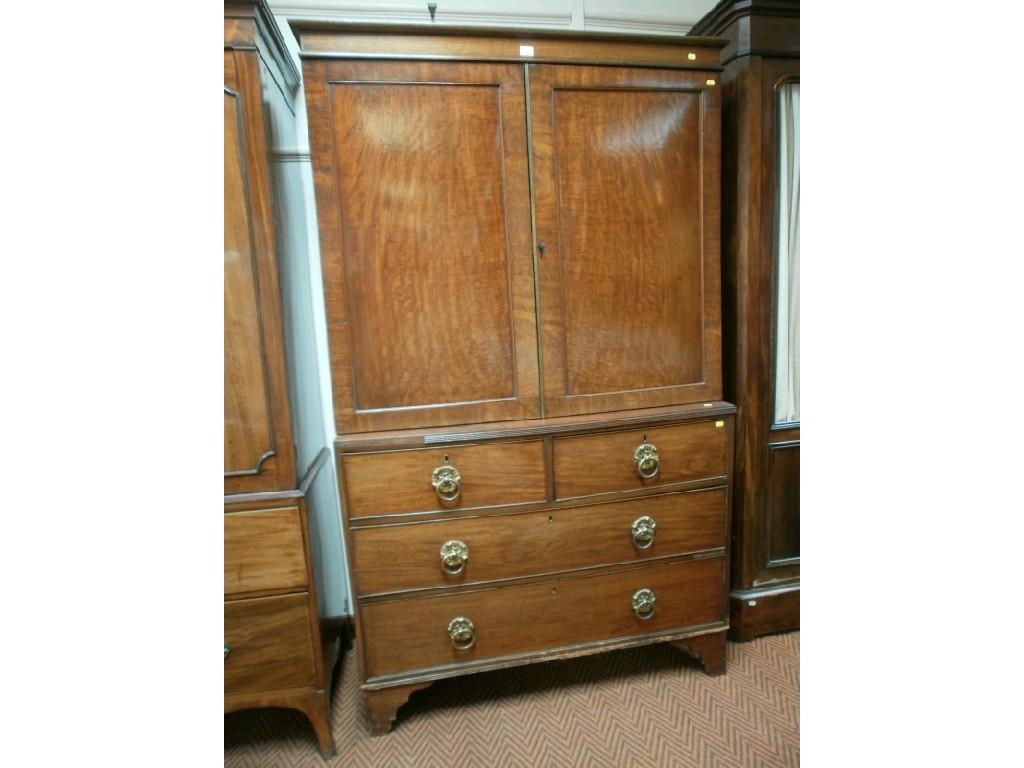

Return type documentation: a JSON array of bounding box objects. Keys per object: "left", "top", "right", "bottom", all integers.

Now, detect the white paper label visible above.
[{"left": 519, "top": 45, "right": 535, "bottom": 57}]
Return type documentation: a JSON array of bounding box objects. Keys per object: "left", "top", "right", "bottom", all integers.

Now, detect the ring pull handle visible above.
[
  {"left": 448, "top": 616, "right": 476, "bottom": 650},
  {"left": 631, "top": 516, "right": 657, "bottom": 549},
  {"left": 633, "top": 441, "right": 660, "bottom": 480},
  {"left": 632, "top": 588, "right": 656, "bottom": 620},
  {"left": 431, "top": 463, "right": 462, "bottom": 503},
  {"left": 439, "top": 540, "right": 469, "bottom": 576}
]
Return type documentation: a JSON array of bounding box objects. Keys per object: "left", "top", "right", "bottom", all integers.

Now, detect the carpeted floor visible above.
[{"left": 225, "top": 632, "right": 799, "bottom": 767}]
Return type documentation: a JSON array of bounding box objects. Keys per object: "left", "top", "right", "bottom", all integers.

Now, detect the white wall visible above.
[
  {"left": 265, "top": 0, "right": 719, "bottom": 619},
  {"left": 258, "top": 50, "right": 350, "bottom": 619}
]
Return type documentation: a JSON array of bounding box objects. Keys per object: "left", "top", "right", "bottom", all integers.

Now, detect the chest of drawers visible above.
[{"left": 337, "top": 405, "right": 735, "bottom": 733}]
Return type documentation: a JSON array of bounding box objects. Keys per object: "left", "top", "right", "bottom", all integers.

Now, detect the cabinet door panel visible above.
[
  {"left": 304, "top": 60, "right": 539, "bottom": 432},
  {"left": 223, "top": 51, "right": 295, "bottom": 493},
  {"left": 530, "top": 65, "right": 722, "bottom": 417}
]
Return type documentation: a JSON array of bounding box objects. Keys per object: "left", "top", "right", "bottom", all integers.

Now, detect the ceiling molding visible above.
[{"left": 270, "top": 2, "right": 572, "bottom": 29}]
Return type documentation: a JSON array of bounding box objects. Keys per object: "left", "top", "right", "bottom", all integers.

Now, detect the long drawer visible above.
[
  {"left": 224, "top": 506, "right": 307, "bottom": 596},
  {"left": 224, "top": 593, "right": 317, "bottom": 695},
  {"left": 342, "top": 440, "right": 547, "bottom": 518},
  {"left": 553, "top": 419, "right": 727, "bottom": 499},
  {"left": 352, "top": 487, "right": 727, "bottom": 595},
  {"left": 360, "top": 557, "right": 724, "bottom": 678}
]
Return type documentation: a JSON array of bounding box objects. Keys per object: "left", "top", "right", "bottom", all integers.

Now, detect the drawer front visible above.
[
  {"left": 352, "top": 487, "right": 727, "bottom": 595},
  {"left": 553, "top": 420, "right": 727, "bottom": 499},
  {"left": 224, "top": 593, "right": 317, "bottom": 695},
  {"left": 361, "top": 557, "right": 724, "bottom": 677},
  {"left": 343, "top": 440, "right": 547, "bottom": 518},
  {"left": 224, "top": 506, "right": 307, "bottom": 596}
]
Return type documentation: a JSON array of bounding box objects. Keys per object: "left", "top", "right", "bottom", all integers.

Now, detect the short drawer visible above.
[
  {"left": 553, "top": 420, "right": 728, "bottom": 499},
  {"left": 360, "top": 557, "right": 724, "bottom": 678},
  {"left": 224, "top": 506, "right": 307, "bottom": 596},
  {"left": 224, "top": 593, "right": 317, "bottom": 695},
  {"left": 352, "top": 487, "right": 727, "bottom": 596},
  {"left": 342, "top": 440, "right": 547, "bottom": 518}
]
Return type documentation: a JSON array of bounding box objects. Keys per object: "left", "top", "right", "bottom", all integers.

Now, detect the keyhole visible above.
[{"left": 547, "top": 515, "right": 554, "bottom": 523}]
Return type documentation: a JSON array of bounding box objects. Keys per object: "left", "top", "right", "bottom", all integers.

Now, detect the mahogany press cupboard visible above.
[{"left": 293, "top": 22, "right": 737, "bottom": 734}]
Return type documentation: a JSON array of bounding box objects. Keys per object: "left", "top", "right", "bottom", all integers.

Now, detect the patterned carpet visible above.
[{"left": 225, "top": 632, "right": 799, "bottom": 767}]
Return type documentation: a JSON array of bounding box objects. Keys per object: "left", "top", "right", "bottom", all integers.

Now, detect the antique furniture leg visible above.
[
  {"left": 671, "top": 631, "right": 728, "bottom": 676},
  {"left": 364, "top": 683, "right": 432, "bottom": 735},
  {"left": 298, "top": 689, "right": 336, "bottom": 758}
]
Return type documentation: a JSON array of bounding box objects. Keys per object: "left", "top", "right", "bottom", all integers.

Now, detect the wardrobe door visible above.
[
  {"left": 304, "top": 60, "right": 539, "bottom": 433},
  {"left": 530, "top": 64, "right": 722, "bottom": 418},
  {"left": 224, "top": 50, "right": 296, "bottom": 494}
]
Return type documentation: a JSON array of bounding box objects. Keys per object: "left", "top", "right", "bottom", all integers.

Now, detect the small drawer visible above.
[
  {"left": 224, "top": 506, "right": 307, "bottom": 597},
  {"left": 352, "top": 487, "right": 727, "bottom": 596},
  {"left": 361, "top": 557, "right": 724, "bottom": 678},
  {"left": 224, "top": 593, "right": 317, "bottom": 695},
  {"left": 553, "top": 420, "right": 727, "bottom": 499},
  {"left": 342, "top": 440, "right": 547, "bottom": 518}
]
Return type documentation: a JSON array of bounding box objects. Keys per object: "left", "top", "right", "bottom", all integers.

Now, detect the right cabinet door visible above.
[{"left": 530, "top": 64, "right": 722, "bottom": 417}]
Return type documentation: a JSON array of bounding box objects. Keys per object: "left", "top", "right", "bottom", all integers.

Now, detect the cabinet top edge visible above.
[
  {"left": 225, "top": 0, "right": 301, "bottom": 88},
  {"left": 335, "top": 402, "right": 737, "bottom": 452},
  {"left": 290, "top": 21, "right": 728, "bottom": 68},
  {"left": 690, "top": 0, "right": 799, "bottom": 37},
  {"left": 289, "top": 20, "right": 728, "bottom": 49}
]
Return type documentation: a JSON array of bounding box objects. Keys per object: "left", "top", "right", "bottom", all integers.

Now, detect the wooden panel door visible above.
[
  {"left": 303, "top": 60, "right": 540, "bottom": 433},
  {"left": 224, "top": 50, "right": 295, "bottom": 494},
  {"left": 530, "top": 64, "right": 722, "bottom": 417}
]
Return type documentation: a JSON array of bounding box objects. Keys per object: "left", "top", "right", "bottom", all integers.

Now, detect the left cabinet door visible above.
[
  {"left": 304, "top": 60, "right": 540, "bottom": 433},
  {"left": 224, "top": 50, "right": 295, "bottom": 493}
]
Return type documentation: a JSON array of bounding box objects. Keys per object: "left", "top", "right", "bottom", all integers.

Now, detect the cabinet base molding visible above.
[
  {"left": 728, "top": 584, "right": 799, "bottom": 642},
  {"left": 360, "top": 628, "right": 729, "bottom": 734}
]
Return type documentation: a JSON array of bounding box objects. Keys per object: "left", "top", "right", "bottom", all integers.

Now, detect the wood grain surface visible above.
[
  {"left": 553, "top": 419, "right": 727, "bottom": 498},
  {"left": 342, "top": 440, "right": 547, "bottom": 518},
  {"left": 360, "top": 557, "right": 724, "bottom": 677},
  {"left": 530, "top": 64, "right": 723, "bottom": 417},
  {"left": 224, "top": 506, "right": 307, "bottom": 596},
  {"left": 352, "top": 487, "right": 727, "bottom": 595},
  {"left": 224, "top": 593, "right": 317, "bottom": 695},
  {"left": 304, "top": 59, "right": 539, "bottom": 432},
  {"left": 223, "top": 48, "right": 295, "bottom": 493}
]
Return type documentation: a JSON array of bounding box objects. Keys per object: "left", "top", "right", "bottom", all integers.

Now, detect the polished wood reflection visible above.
[
  {"left": 530, "top": 64, "right": 722, "bottom": 417},
  {"left": 352, "top": 488, "right": 727, "bottom": 595},
  {"left": 360, "top": 557, "right": 724, "bottom": 677},
  {"left": 304, "top": 60, "right": 539, "bottom": 432},
  {"left": 556, "top": 88, "right": 702, "bottom": 394},
  {"left": 223, "top": 46, "right": 295, "bottom": 493},
  {"left": 224, "top": 86, "right": 273, "bottom": 475}
]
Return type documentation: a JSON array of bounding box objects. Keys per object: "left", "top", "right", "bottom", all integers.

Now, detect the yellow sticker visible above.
[
  {"left": 688, "top": 52, "right": 697, "bottom": 60},
  {"left": 706, "top": 79, "right": 716, "bottom": 86},
  {"left": 715, "top": 420, "right": 725, "bottom": 427}
]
